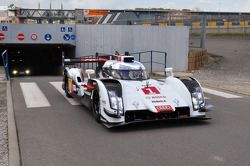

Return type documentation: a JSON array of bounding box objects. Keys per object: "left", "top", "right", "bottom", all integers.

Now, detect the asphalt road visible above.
[{"left": 11, "top": 76, "right": 250, "bottom": 166}]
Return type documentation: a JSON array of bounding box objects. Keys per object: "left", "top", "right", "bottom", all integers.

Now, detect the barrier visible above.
[{"left": 188, "top": 48, "right": 208, "bottom": 71}]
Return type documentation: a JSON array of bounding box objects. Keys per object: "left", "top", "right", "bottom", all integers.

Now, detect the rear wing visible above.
[
  {"left": 63, "top": 57, "right": 108, "bottom": 65},
  {"left": 62, "top": 53, "right": 113, "bottom": 75},
  {"left": 62, "top": 52, "right": 132, "bottom": 71}
]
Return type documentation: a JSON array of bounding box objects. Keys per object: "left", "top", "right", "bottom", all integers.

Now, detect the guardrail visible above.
[{"left": 1, "top": 50, "right": 9, "bottom": 80}]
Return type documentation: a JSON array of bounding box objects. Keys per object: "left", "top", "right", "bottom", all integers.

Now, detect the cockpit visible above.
[{"left": 101, "top": 60, "right": 150, "bottom": 80}]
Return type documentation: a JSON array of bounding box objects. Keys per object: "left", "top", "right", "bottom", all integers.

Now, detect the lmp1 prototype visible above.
[{"left": 62, "top": 52, "right": 211, "bottom": 127}]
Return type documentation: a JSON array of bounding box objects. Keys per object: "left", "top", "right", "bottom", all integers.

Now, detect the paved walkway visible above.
[{"left": 0, "top": 82, "right": 8, "bottom": 166}]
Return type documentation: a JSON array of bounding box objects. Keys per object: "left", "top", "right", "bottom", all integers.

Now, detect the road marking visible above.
[
  {"left": 202, "top": 87, "right": 242, "bottom": 99},
  {"left": 20, "top": 82, "right": 51, "bottom": 108},
  {"left": 50, "top": 82, "right": 80, "bottom": 105}
]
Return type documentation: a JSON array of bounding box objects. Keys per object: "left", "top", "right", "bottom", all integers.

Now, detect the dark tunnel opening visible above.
[{"left": 0, "top": 44, "right": 75, "bottom": 77}]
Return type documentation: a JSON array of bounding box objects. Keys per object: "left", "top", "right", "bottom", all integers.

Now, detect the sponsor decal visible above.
[
  {"left": 30, "top": 34, "right": 38, "bottom": 40},
  {"left": 152, "top": 96, "right": 166, "bottom": 99},
  {"left": 132, "top": 101, "right": 139, "bottom": 109},
  {"left": 152, "top": 100, "right": 167, "bottom": 103},
  {"left": 173, "top": 98, "right": 180, "bottom": 107},
  {"left": 0, "top": 33, "right": 5, "bottom": 41},
  {"left": 17, "top": 33, "right": 25, "bottom": 41},
  {"left": 155, "top": 105, "right": 174, "bottom": 112},
  {"left": 142, "top": 86, "right": 160, "bottom": 95}
]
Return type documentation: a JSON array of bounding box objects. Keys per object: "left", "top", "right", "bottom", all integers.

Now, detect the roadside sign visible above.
[
  {"left": 17, "top": 33, "right": 25, "bottom": 41},
  {"left": 68, "top": 27, "right": 73, "bottom": 32},
  {"left": 0, "top": 33, "right": 5, "bottom": 41},
  {"left": 61, "top": 27, "right": 66, "bottom": 32},
  {"left": 44, "top": 34, "right": 52, "bottom": 41},
  {"left": 31, "top": 34, "right": 38, "bottom": 40},
  {"left": 71, "top": 34, "right": 76, "bottom": 40},
  {"left": 2, "top": 26, "right": 8, "bottom": 31},
  {"left": 63, "top": 34, "right": 70, "bottom": 41}
]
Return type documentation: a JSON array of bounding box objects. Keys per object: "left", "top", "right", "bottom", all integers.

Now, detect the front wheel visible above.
[{"left": 92, "top": 90, "right": 101, "bottom": 123}]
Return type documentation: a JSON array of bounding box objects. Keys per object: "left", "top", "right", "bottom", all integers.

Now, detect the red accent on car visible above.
[
  {"left": 155, "top": 105, "right": 174, "bottom": 112},
  {"left": 141, "top": 87, "right": 160, "bottom": 95},
  {"left": 80, "top": 58, "right": 108, "bottom": 63},
  {"left": 87, "top": 83, "right": 95, "bottom": 91}
]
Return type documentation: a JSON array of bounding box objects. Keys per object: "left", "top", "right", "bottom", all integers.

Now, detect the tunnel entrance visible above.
[{"left": 0, "top": 44, "right": 75, "bottom": 76}]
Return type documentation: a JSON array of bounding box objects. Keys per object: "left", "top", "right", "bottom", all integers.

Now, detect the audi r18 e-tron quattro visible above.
[{"left": 62, "top": 52, "right": 211, "bottom": 127}]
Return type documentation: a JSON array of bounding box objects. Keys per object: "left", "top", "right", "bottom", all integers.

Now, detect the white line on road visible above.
[
  {"left": 20, "top": 82, "right": 51, "bottom": 108},
  {"left": 202, "top": 87, "right": 242, "bottom": 99},
  {"left": 50, "top": 82, "right": 80, "bottom": 105}
]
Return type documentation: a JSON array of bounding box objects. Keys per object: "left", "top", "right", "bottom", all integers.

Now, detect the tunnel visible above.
[{"left": 0, "top": 44, "right": 75, "bottom": 77}]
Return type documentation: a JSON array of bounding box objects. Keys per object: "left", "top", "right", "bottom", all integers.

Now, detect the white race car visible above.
[{"left": 62, "top": 52, "right": 211, "bottom": 127}]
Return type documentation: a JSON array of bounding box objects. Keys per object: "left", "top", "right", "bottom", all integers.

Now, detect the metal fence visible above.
[
  {"left": 1, "top": 50, "right": 9, "bottom": 80},
  {"left": 130, "top": 50, "right": 167, "bottom": 76},
  {"left": 64, "top": 51, "right": 168, "bottom": 76}
]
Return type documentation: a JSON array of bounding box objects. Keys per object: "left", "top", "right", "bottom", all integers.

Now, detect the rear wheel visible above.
[{"left": 92, "top": 90, "right": 101, "bottom": 123}]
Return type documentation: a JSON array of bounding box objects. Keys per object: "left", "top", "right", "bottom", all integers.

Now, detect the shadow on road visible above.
[{"left": 107, "top": 119, "right": 211, "bottom": 133}]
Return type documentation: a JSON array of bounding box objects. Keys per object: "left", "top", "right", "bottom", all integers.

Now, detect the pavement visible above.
[
  {"left": 153, "top": 71, "right": 250, "bottom": 96},
  {"left": 0, "top": 81, "right": 8, "bottom": 166},
  {"left": 190, "top": 36, "right": 250, "bottom": 96},
  {"left": 8, "top": 76, "right": 250, "bottom": 166},
  {"left": 2, "top": 36, "right": 250, "bottom": 166}
]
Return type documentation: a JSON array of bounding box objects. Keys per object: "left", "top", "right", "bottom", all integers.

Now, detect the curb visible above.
[
  {"left": 7, "top": 81, "right": 21, "bottom": 166},
  {"left": 200, "top": 83, "right": 250, "bottom": 97}
]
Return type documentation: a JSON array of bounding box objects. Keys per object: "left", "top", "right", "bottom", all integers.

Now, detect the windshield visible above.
[{"left": 110, "top": 69, "right": 149, "bottom": 80}]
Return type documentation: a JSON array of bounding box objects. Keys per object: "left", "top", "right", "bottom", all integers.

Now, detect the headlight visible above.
[
  {"left": 107, "top": 90, "right": 124, "bottom": 117},
  {"left": 12, "top": 70, "right": 18, "bottom": 75},
  {"left": 192, "top": 87, "right": 205, "bottom": 111},
  {"left": 25, "top": 70, "right": 30, "bottom": 75}
]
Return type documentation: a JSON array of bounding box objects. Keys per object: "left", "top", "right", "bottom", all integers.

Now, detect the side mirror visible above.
[
  {"left": 85, "top": 69, "right": 95, "bottom": 79},
  {"left": 165, "top": 67, "right": 174, "bottom": 77}
]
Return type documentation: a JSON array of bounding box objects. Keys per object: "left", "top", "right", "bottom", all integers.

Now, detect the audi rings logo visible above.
[{"left": 31, "top": 34, "right": 38, "bottom": 40}]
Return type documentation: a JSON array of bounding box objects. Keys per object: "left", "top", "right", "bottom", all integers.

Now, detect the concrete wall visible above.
[
  {"left": 0, "top": 23, "right": 189, "bottom": 71},
  {"left": 76, "top": 25, "right": 189, "bottom": 71}
]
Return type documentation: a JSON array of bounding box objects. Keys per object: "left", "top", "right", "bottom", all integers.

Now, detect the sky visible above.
[{"left": 0, "top": 0, "right": 250, "bottom": 12}]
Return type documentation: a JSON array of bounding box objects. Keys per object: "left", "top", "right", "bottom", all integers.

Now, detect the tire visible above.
[
  {"left": 64, "top": 74, "right": 72, "bottom": 98},
  {"left": 92, "top": 89, "right": 101, "bottom": 123}
]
